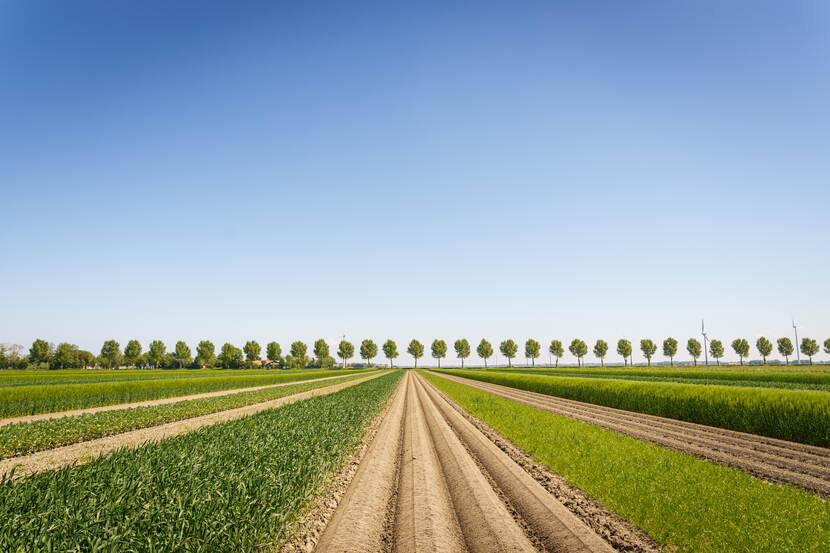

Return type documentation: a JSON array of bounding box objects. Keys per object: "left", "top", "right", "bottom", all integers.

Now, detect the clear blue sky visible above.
[{"left": 2, "top": 1, "right": 828, "bottom": 364}]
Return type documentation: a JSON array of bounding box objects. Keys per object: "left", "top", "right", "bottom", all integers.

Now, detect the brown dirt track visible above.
[
  {"left": 310, "top": 371, "right": 620, "bottom": 553},
  {"left": 432, "top": 371, "right": 830, "bottom": 497}
]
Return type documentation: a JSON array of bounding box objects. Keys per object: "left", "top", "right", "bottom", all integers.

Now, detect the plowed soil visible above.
[{"left": 434, "top": 372, "right": 830, "bottom": 497}]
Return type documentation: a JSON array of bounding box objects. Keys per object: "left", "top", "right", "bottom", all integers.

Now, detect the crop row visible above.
[
  {"left": 0, "top": 368, "right": 285, "bottom": 388},
  {"left": 0, "top": 373, "right": 371, "bottom": 459},
  {"left": 0, "top": 370, "right": 402, "bottom": 553},
  {"left": 435, "top": 369, "right": 830, "bottom": 447},
  {"left": 0, "top": 368, "right": 366, "bottom": 418}
]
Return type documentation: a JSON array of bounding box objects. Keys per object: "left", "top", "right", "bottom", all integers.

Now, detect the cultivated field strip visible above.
[
  {"left": 315, "top": 372, "right": 614, "bottom": 553},
  {"left": 0, "top": 371, "right": 374, "bottom": 427},
  {"left": 434, "top": 372, "right": 830, "bottom": 496},
  {"left": 0, "top": 371, "right": 384, "bottom": 478}
]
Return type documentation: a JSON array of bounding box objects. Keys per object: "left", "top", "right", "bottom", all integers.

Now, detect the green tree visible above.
[
  {"left": 756, "top": 337, "right": 773, "bottom": 365},
  {"left": 525, "top": 339, "right": 541, "bottom": 367},
  {"left": 195, "top": 340, "right": 216, "bottom": 368},
  {"left": 431, "top": 339, "right": 447, "bottom": 368},
  {"left": 77, "top": 350, "right": 95, "bottom": 368},
  {"left": 289, "top": 341, "right": 308, "bottom": 369},
  {"left": 29, "top": 339, "right": 51, "bottom": 366},
  {"left": 616, "top": 339, "right": 632, "bottom": 366},
  {"left": 360, "top": 339, "right": 378, "bottom": 367},
  {"left": 709, "top": 339, "right": 724, "bottom": 365},
  {"left": 662, "top": 337, "right": 678, "bottom": 366},
  {"left": 382, "top": 339, "right": 398, "bottom": 368},
  {"left": 731, "top": 338, "right": 750, "bottom": 365},
  {"left": 686, "top": 338, "right": 702, "bottom": 366},
  {"left": 777, "top": 337, "right": 794, "bottom": 364},
  {"left": 569, "top": 339, "right": 588, "bottom": 366},
  {"left": 173, "top": 341, "right": 192, "bottom": 368},
  {"left": 549, "top": 340, "right": 564, "bottom": 367},
  {"left": 100, "top": 340, "right": 122, "bottom": 369},
  {"left": 218, "top": 343, "right": 243, "bottom": 369},
  {"left": 313, "top": 339, "right": 329, "bottom": 367},
  {"left": 801, "top": 338, "right": 819, "bottom": 365},
  {"left": 499, "top": 339, "right": 518, "bottom": 368},
  {"left": 243, "top": 340, "right": 261, "bottom": 363},
  {"left": 824, "top": 338, "right": 830, "bottom": 355},
  {"left": 124, "top": 340, "right": 142, "bottom": 368},
  {"left": 147, "top": 340, "right": 166, "bottom": 369},
  {"left": 337, "top": 340, "right": 354, "bottom": 369},
  {"left": 454, "top": 339, "right": 471, "bottom": 368},
  {"left": 408, "top": 339, "right": 424, "bottom": 368},
  {"left": 53, "top": 343, "right": 79, "bottom": 369},
  {"left": 477, "top": 339, "right": 493, "bottom": 367},
  {"left": 592, "top": 339, "right": 608, "bottom": 366},
  {"left": 267, "top": 341, "right": 283, "bottom": 365},
  {"left": 639, "top": 339, "right": 657, "bottom": 366}
]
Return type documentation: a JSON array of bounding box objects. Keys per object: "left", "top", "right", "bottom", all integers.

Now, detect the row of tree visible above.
[{"left": 2, "top": 335, "right": 828, "bottom": 370}]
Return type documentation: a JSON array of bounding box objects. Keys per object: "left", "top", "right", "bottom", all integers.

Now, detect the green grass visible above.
[
  {"left": 0, "top": 368, "right": 293, "bottom": 388},
  {"left": 435, "top": 369, "right": 830, "bottom": 447},
  {"left": 422, "top": 372, "right": 830, "bottom": 553},
  {"left": 0, "top": 370, "right": 403, "bottom": 553},
  {"left": 0, "top": 368, "right": 370, "bottom": 418},
  {"left": 0, "top": 372, "right": 376, "bottom": 459}
]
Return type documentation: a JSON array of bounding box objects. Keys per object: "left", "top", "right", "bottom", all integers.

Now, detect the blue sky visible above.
[{"left": 1, "top": 1, "right": 828, "bottom": 364}]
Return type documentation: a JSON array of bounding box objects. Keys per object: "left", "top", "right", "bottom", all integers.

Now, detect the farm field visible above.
[
  {"left": 0, "top": 367, "right": 371, "bottom": 418},
  {"left": 435, "top": 369, "right": 830, "bottom": 446}
]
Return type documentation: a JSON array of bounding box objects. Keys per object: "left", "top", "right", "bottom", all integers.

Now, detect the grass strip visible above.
[
  {"left": 436, "top": 369, "right": 830, "bottom": 447},
  {"left": 423, "top": 372, "right": 829, "bottom": 553},
  {"left": 0, "top": 368, "right": 368, "bottom": 418},
  {"left": 0, "top": 370, "right": 402, "bottom": 553},
  {"left": 0, "top": 372, "right": 375, "bottom": 459}
]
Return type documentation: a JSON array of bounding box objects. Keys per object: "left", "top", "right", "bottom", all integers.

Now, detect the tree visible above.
[
  {"left": 173, "top": 341, "right": 192, "bottom": 368},
  {"left": 408, "top": 340, "right": 424, "bottom": 368},
  {"left": 337, "top": 340, "right": 354, "bottom": 369},
  {"left": 290, "top": 341, "right": 308, "bottom": 369},
  {"left": 756, "top": 337, "right": 773, "bottom": 365},
  {"left": 313, "top": 340, "right": 329, "bottom": 367},
  {"left": 382, "top": 339, "right": 398, "bottom": 368},
  {"left": 639, "top": 339, "right": 657, "bottom": 366},
  {"left": 53, "top": 343, "right": 79, "bottom": 369},
  {"left": 662, "top": 337, "right": 678, "bottom": 366},
  {"left": 592, "top": 339, "right": 608, "bottom": 366},
  {"left": 824, "top": 338, "right": 830, "bottom": 355},
  {"left": 431, "top": 339, "right": 447, "bottom": 368},
  {"left": 549, "top": 340, "right": 564, "bottom": 367},
  {"left": 196, "top": 341, "right": 216, "bottom": 368},
  {"left": 454, "top": 339, "right": 471, "bottom": 368},
  {"left": 360, "top": 339, "right": 378, "bottom": 367},
  {"left": 709, "top": 340, "right": 724, "bottom": 365},
  {"left": 731, "top": 338, "right": 750, "bottom": 365},
  {"left": 218, "top": 343, "right": 243, "bottom": 369},
  {"left": 500, "top": 339, "right": 518, "bottom": 368},
  {"left": 617, "top": 339, "right": 632, "bottom": 366},
  {"left": 801, "top": 338, "right": 819, "bottom": 365},
  {"left": 243, "top": 340, "right": 261, "bottom": 363},
  {"left": 29, "top": 339, "right": 51, "bottom": 366},
  {"left": 267, "top": 342, "right": 283, "bottom": 365},
  {"left": 524, "top": 339, "right": 541, "bottom": 366},
  {"left": 776, "top": 337, "right": 794, "bottom": 364},
  {"left": 100, "top": 340, "right": 122, "bottom": 369},
  {"left": 77, "top": 350, "right": 95, "bottom": 368},
  {"left": 147, "top": 340, "right": 166, "bottom": 369},
  {"left": 686, "top": 338, "right": 702, "bottom": 366},
  {"left": 569, "top": 339, "right": 588, "bottom": 366},
  {"left": 124, "top": 340, "right": 142, "bottom": 368},
  {"left": 477, "top": 339, "right": 493, "bottom": 367}
]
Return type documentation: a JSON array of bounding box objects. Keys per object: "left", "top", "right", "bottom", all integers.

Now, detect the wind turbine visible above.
[
  {"left": 701, "top": 319, "right": 709, "bottom": 366},
  {"left": 793, "top": 319, "right": 800, "bottom": 364}
]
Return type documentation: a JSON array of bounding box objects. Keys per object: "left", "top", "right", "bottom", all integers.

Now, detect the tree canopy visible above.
[
  {"left": 662, "top": 337, "right": 678, "bottom": 365},
  {"left": 777, "top": 337, "right": 794, "bottom": 364},
  {"left": 686, "top": 338, "right": 702, "bottom": 366},
  {"left": 431, "top": 339, "right": 447, "bottom": 368},
  {"left": 592, "top": 339, "right": 608, "bottom": 366},
  {"left": 382, "top": 340, "right": 398, "bottom": 367},
  {"left": 731, "top": 338, "right": 750, "bottom": 365},
  {"left": 454, "top": 339, "right": 471, "bottom": 368},
  {"left": 407, "top": 340, "right": 424, "bottom": 368},
  {"left": 616, "top": 339, "right": 632, "bottom": 366},
  {"left": 500, "top": 339, "right": 518, "bottom": 367},
  {"left": 360, "top": 339, "right": 378, "bottom": 366},
  {"left": 756, "top": 337, "right": 773, "bottom": 364},
  {"left": 549, "top": 340, "right": 564, "bottom": 367},
  {"left": 477, "top": 339, "right": 493, "bottom": 367}
]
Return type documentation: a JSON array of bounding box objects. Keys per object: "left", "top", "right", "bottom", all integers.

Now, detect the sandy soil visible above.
[
  {"left": 0, "top": 372, "right": 383, "bottom": 478},
  {"left": 0, "top": 371, "right": 375, "bottom": 427},
  {"left": 308, "top": 372, "right": 626, "bottom": 553},
  {"left": 434, "top": 372, "right": 830, "bottom": 497}
]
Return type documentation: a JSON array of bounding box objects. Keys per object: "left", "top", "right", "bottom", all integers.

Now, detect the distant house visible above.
[{"left": 251, "top": 359, "right": 279, "bottom": 368}]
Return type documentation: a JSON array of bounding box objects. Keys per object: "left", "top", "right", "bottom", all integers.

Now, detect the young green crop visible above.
[
  {"left": 0, "top": 371, "right": 402, "bottom": 553},
  {"left": 435, "top": 369, "right": 830, "bottom": 446},
  {"left": 422, "top": 372, "right": 829, "bottom": 553}
]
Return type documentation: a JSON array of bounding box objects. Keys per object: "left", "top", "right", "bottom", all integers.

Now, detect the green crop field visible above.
[
  {"left": 422, "top": 372, "right": 830, "bottom": 553},
  {"left": 0, "top": 368, "right": 292, "bottom": 388},
  {"left": 434, "top": 369, "right": 830, "bottom": 447},
  {"left": 0, "top": 370, "right": 402, "bottom": 552},
  {"left": 0, "top": 368, "right": 371, "bottom": 418}
]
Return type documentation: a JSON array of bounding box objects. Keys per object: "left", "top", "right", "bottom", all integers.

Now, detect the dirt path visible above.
[
  {"left": 312, "top": 372, "right": 619, "bottom": 553},
  {"left": 0, "top": 371, "right": 376, "bottom": 428},
  {"left": 433, "top": 372, "right": 830, "bottom": 497},
  {"left": 0, "top": 372, "right": 384, "bottom": 478}
]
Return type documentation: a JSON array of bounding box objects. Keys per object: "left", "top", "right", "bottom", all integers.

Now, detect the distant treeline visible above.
[{"left": 1, "top": 335, "right": 828, "bottom": 370}]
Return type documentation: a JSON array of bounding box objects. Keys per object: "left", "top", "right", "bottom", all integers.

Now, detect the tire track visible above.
[{"left": 432, "top": 372, "right": 830, "bottom": 497}]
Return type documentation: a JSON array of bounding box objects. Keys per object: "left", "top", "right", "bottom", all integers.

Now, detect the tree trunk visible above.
[
  {"left": 438, "top": 358, "right": 441, "bottom": 369},
  {"left": 555, "top": 357, "right": 559, "bottom": 367},
  {"left": 601, "top": 357, "right": 604, "bottom": 367},
  {"left": 693, "top": 358, "right": 697, "bottom": 366},
  {"left": 670, "top": 356, "right": 673, "bottom": 367},
  {"left": 532, "top": 357, "right": 535, "bottom": 367},
  {"left": 461, "top": 357, "right": 464, "bottom": 368},
  {"left": 508, "top": 357, "right": 511, "bottom": 368}
]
